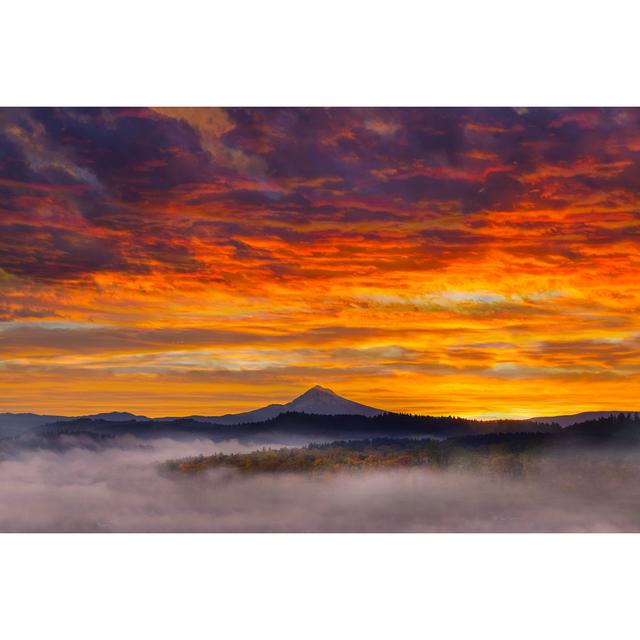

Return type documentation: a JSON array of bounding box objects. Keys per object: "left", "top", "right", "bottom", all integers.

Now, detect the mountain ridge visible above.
[
  {"left": 5, "top": 386, "right": 639, "bottom": 433},
  {"left": 529, "top": 410, "right": 640, "bottom": 428},
  {"left": 35, "top": 410, "right": 560, "bottom": 445},
  {"left": 0, "top": 386, "right": 383, "bottom": 436}
]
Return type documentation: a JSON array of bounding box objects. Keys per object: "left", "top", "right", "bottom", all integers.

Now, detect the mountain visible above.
[
  {"left": 0, "top": 410, "right": 150, "bottom": 439},
  {"left": 282, "top": 385, "right": 383, "bottom": 417},
  {"left": 530, "top": 410, "right": 640, "bottom": 428},
  {"left": 0, "top": 386, "right": 382, "bottom": 438},
  {"left": 36, "top": 411, "right": 559, "bottom": 445},
  {"left": 85, "top": 411, "right": 150, "bottom": 422},
  {"left": 0, "top": 412, "right": 68, "bottom": 438},
  {"left": 160, "top": 385, "right": 384, "bottom": 425}
]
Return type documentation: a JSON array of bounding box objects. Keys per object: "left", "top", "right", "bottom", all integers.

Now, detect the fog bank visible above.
[{"left": 0, "top": 438, "right": 639, "bottom": 532}]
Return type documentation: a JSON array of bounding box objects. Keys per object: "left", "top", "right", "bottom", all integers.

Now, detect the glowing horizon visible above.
[{"left": 2, "top": 107, "right": 640, "bottom": 418}]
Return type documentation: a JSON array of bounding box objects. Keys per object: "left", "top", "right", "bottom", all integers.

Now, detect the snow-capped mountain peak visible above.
[{"left": 285, "top": 385, "right": 382, "bottom": 417}]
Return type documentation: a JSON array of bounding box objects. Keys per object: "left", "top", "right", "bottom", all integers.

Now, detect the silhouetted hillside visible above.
[
  {"left": 558, "top": 412, "right": 640, "bottom": 445},
  {"left": 35, "top": 410, "right": 559, "bottom": 444}
]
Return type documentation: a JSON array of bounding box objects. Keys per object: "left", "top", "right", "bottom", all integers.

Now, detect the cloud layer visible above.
[
  {"left": 0, "top": 438, "right": 638, "bottom": 532},
  {"left": 2, "top": 108, "right": 640, "bottom": 416}
]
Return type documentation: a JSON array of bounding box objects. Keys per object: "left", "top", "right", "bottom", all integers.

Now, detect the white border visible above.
[
  {"left": 1, "top": 534, "right": 637, "bottom": 640},
  {"left": 3, "top": 0, "right": 640, "bottom": 106}
]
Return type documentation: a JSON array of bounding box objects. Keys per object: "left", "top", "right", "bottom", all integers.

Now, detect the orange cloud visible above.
[{"left": 2, "top": 108, "right": 640, "bottom": 417}]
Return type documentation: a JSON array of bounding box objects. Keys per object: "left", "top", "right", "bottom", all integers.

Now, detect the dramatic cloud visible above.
[{"left": 2, "top": 108, "right": 640, "bottom": 417}]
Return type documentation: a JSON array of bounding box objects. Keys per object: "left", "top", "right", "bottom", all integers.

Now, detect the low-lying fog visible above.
[{"left": 0, "top": 436, "right": 639, "bottom": 532}]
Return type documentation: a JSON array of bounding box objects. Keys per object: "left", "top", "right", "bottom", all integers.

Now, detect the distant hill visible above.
[
  {"left": 0, "top": 413, "right": 68, "bottom": 438},
  {"left": 0, "top": 410, "right": 150, "bottom": 439},
  {"left": 35, "top": 410, "right": 559, "bottom": 445},
  {"left": 530, "top": 411, "right": 640, "bottom": 428},
  {"left": 558, "top": 412, "right": 640, "bottom": 444},
  {"left": 454, "top": 413, "right": 640, "bottom": 449},
  {"left": 22, "top": 411, "right": 640, "bottom": 452}
]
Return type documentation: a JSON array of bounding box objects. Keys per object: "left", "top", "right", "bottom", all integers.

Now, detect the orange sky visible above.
[{"left": 1, "top": 107, "right": 639, "bottom": 417}]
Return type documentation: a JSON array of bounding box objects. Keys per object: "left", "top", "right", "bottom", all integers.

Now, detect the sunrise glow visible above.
[{"left": 2, "top": 107, "right": 639, "bottom": 417}]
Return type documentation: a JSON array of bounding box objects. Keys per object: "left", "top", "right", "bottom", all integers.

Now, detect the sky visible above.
[{"left": 1, "top": 107, "right": 639, "bottom": 418}]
